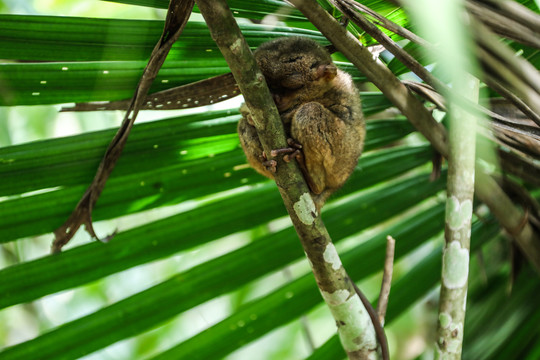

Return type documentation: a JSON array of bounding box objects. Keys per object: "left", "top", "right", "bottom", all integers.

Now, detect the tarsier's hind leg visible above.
[{"left": 291, "top": 101, "right": 363, "bottom": 205}]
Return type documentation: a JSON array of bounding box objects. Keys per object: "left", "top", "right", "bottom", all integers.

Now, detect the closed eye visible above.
[{"left": 284, "top": 56, "right": 303, "bottom": 63}]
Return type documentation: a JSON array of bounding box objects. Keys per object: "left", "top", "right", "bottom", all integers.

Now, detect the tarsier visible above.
[
  {"left": 238, "top": 37, "right": 389, "bottom": 359},
  {"left": 238, "top": 37, "right": 365, "bottom": 211}
]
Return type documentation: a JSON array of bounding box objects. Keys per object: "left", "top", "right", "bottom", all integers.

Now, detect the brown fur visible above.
[{"left": 238, "top": 37, "right": 365, "bottom": 210}]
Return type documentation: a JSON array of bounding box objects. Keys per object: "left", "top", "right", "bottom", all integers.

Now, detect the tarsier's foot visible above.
[
  {"left": 269, "top": 139, "right": 319, "bottom": 195},
  {"left": 259, "top": 151, "right": 277, "bottom": 173},
  {"left": 270, "top": 138, "right": 303, "bottom": 162}
]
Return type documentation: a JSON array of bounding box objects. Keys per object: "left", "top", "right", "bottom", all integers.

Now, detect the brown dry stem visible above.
[
  {"left": 377, "top": 236, "right": 396, "bottom": 326},
  {"left": 51, "top": 0, "right": 195, "bottom": 252}
]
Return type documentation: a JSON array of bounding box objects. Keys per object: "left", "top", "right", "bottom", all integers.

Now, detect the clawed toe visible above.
[
  {"left": 263, "top": 159, "right": 277, "bottom": 173},
  {"left": 270, "top": 147, "right": 295, "bottom": 157},
  {"left": 259, "top": 151, "right": 277, "bottom": 173},
  {"left": 270, "top": 138, "right": 303, "bottom": 161},
  {"left": 259, "top": 139, "right": 303, "bottom": 173},
  {"left": 283, "top": 150, "right": 302, "bottom": 162},
  {"left": 287, "top": 138, "right": 302, "bottom": 149}
]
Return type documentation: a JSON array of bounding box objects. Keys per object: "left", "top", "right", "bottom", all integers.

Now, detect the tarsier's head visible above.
[{"left": 254, "top": 37, "right": 337, "bottom": 95}]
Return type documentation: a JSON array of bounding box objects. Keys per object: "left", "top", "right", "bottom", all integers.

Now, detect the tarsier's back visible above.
[{"left": 238, "top": 37, "right": 365, "bottom": 210}]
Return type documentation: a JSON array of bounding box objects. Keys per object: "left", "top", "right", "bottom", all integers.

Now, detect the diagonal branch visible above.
[
  {"left": 331, "top": 0, "right": 443, "bottom": 90},
  {"left": 470, "top": 17, "right": 540, "bottom": 127},
  {"left": 339, "top": 0, "right": 429, "bottom": 48},
  {"left": 465, "top": 0, "right": 540, "bottom": 48},
  {"left": 194, "top": 1, "right": 388, "bottom": 359},
  {"left": 333, "top": 0, "right": 540, "bottom": 127},
  {"left": 51, "top": 0, "right": 195, "bottom": 252}
]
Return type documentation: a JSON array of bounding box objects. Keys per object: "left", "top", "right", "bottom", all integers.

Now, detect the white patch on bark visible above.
[
  {"left": 439, "top": 312, "right": 452, "bottom": 329},
  {"left": 323, "top": 243, "right": 342, "bottom": 270},
  {"left": 321, "top": 289, "right": 377, "bottom": 352},
  {"left": 229, "top": 38, "right": 242, "bottom": 54},
  {"left": 446, "top": 196, "right": 473, "bottom": 230},
  {"left": 320, "top": 289, "right": 350, "bottom": 305},
  {"left": 442, "top": 241, "right": 470, "bottom": 289},
  {"left": 447, "top": 323, "right": 464, "bottom": 353},
  {"left": 294, "top": 192, "right": 317, "bottom": 225}
]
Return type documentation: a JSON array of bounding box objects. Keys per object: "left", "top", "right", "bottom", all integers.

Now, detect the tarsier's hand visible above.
[{"left": 238, "top": 37, "right": 365, "bottom": 211}]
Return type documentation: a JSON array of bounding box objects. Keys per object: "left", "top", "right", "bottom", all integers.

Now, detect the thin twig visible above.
[
  {"left": 340, "top": 0, "right": 429, "bottom": 47},
  {"left": 377, "top": 236, "right": 395, "bottom": 326},
  {"left": 331, "top": 0, "right": 444, "bottom": 91}
]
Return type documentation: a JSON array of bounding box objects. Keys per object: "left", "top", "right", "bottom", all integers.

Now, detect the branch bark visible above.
[
  {"left": 290, "top": 0, "right": 540, "bottom": 274},
  {"left": 194, "top": 1, "right": 386, "bottom": 358},
  {"left": 437, "top": 73, "right": 478, "bottom": 359}
]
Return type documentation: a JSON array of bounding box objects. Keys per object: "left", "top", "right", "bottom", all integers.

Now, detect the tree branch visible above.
[
  {"left": 194, "top": 1, "right": 387, "bottom": 358},
  {"left": 437, "top": 73, "right": 478, "bottom": 358},
  {"left": 400, "top": 5, "right": 477, "bottom": 356}
]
